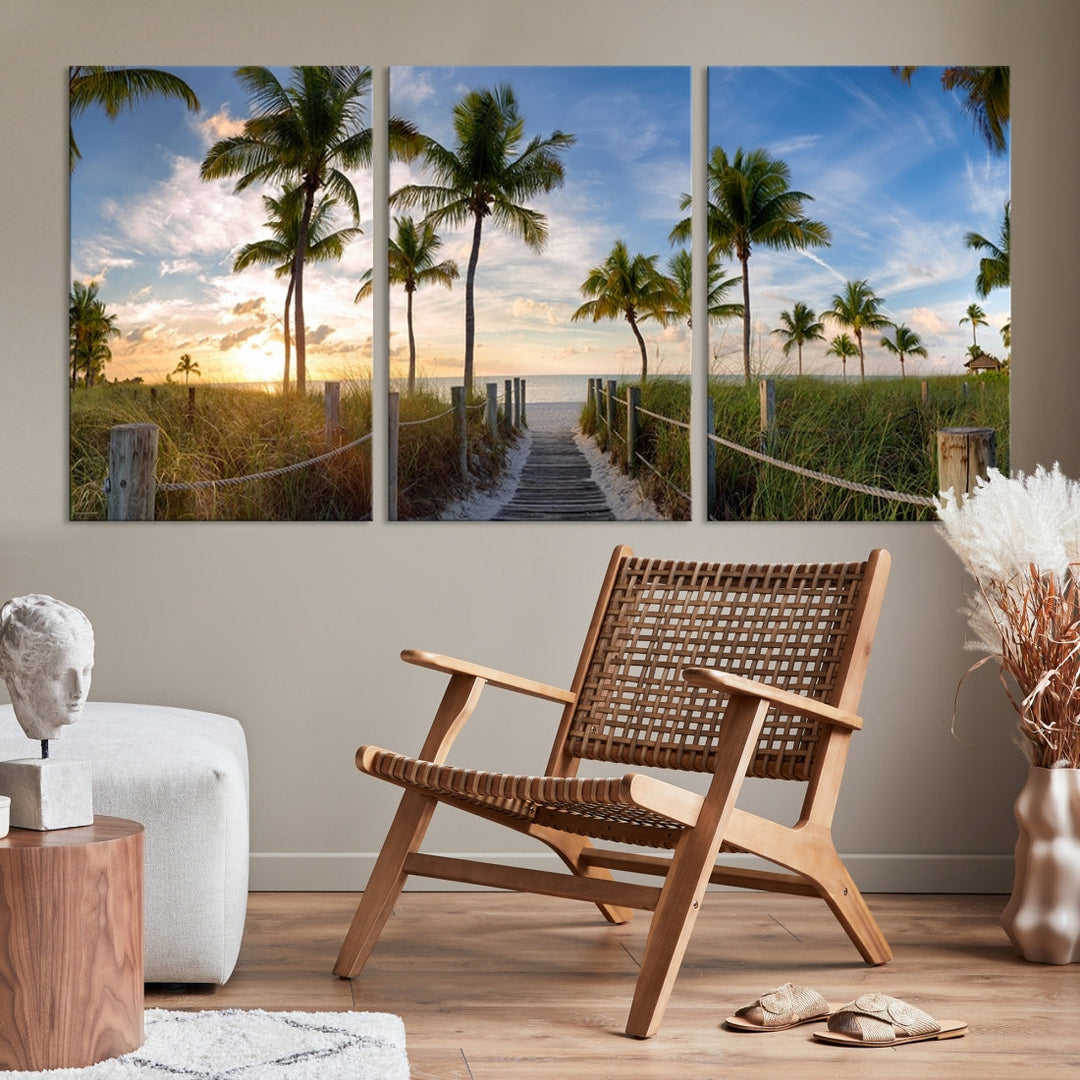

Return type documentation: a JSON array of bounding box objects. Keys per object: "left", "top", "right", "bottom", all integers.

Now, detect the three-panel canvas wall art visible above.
[{"left": 69, "top": 65, "right": 1010, "bottom": 522}]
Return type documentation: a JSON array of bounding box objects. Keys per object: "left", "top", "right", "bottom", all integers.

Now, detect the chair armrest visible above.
[
  {"left": 682, "top": 668, "right": 862, "bottom": 731},
  {"left": 402, "top": 650, "right": 576, "bottom": 705}
]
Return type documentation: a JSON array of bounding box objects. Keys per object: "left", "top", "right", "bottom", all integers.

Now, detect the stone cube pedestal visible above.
[{"left": 0, "top": 758, "right": 93, "bottom": 830}]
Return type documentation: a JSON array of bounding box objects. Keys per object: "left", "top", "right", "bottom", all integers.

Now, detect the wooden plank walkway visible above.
[{"left": 495, "top": 428, "right": 615, "bottom": 521}]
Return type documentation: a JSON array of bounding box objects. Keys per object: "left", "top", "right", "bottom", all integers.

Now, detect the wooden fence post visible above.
[
  {"left": 520, "top": 378, "right": 527, "bottom": 427},
  {"left": 759, "top": 378, "right": 776, "bottom": 453},
  {"left": 627, "top": 385, "right": 640, "bottom": 477},
  {"left": 513, "top": 378, "right": 521, "bottom": 429},
  {"left": 388, "top": 392, "right": 399, "bottom": 521},
  {"left": 920, "top": 380, "right": 929, "bottom": 406},
  {"left": 324, "top": 380, "right": 341, "bottom": 444},
  {"left": 504, "top": 379, "right": 513, "bottom": 432},
  {"left": 452, "top": 385, "right": 468, "bottom": 478},
  {"left": 606, "top": 379, "right": 617, "bottom": 461},
  {"left": 486, "top": 382, "right": 498, "bottom": 438},
  {"left": 937, "top": 426, "right": 996, "bottom": 500},
  {"left": 706, "top": 398, "right": 718, "bottom": 520},
  {"left": 107, "top": 423, "right": 159, "bottom": 521}
]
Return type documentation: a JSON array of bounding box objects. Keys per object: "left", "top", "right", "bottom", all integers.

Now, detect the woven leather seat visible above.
[{"left": 336, "top": 545, "right": 892, "bottom": 1037}]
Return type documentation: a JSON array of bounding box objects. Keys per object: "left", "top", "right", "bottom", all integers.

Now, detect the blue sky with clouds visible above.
[
  {"left": 388, "top": 65, "right": 692, "bottom": 382},
  {"left": 70, "top": 64, "right": 1007, "bottom": 387},
  {"left": 71, "top": 66, "right": 376, "bottom": 385},
  {"left": 707, "top": 66, "right": 1010, "bottom": 378}
]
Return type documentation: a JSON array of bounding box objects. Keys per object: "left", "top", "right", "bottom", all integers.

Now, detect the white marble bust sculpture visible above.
[{"left": 0, "top": 594, "right": 94, "bottom": 742}]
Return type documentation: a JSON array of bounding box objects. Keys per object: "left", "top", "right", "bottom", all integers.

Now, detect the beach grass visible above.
[
  {"left": 392, "top": 381, "right": 514, "bottom": 520},
  {"left": 580, "top": 377, "right": 691, "bottom": 520},
  {"left": 70, "top": 380, "right": 374, "bottom": 521},
  {"left": 710, "top": 372, "right": 1009, "bottom": 520},
  {"left": 580, "top": 372, "right": 1009, "bottom": 521}
]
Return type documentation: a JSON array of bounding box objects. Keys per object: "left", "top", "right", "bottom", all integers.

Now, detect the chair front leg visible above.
[
  {"left": 334, "top": 788, "right": 438, "bottom": 978},
  {"left": 336, "top": 673, "right": 485, "bottom": 978},
  {"left": 625, "top": 692, "right": 771, "bottom": 1038}
]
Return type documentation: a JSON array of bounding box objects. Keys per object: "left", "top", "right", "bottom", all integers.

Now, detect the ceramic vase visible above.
[{"left": 1001, "top": 765, "right": 1080, "bottom": 964}]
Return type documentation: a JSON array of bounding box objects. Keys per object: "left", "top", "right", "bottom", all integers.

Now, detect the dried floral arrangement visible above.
[{"left": 937, "top": 464, "right": 1080, "bottom": 768}]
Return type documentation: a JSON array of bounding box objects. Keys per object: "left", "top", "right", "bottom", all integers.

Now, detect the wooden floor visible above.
[{"left": 147, "top": 891, "right": 1080, "bottom": 1079}]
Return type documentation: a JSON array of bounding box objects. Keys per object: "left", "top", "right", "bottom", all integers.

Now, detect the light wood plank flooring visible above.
[{"left": 147, "top": 892, "right": 1079, "bottom": 1078}]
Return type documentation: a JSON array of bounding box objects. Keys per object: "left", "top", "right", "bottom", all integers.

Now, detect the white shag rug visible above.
[{"left": 0, "top": 1009, "right": 409, "bottom": 1080}]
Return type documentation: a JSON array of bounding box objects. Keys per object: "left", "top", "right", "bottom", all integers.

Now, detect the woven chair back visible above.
[{"left": 565, "top": 556, "right": 871, "bottom": 781}]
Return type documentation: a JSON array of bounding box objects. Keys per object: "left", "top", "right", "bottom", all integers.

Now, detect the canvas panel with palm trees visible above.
[
  {"left": 69, "top": 66, "right": 379, "bottom": 521},
  {"left": 703, "top": 66, "right": 1010, "bottom": 521},
  {"left": 384, "top": 66, "right": 692, "bottom": 521}
]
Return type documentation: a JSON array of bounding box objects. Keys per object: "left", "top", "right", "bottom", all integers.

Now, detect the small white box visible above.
[{"left": 0, "top": 758, "right": 93, "bottom": 830}]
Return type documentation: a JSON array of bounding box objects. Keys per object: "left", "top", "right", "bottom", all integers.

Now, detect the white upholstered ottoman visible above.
[{"left": 0, "top": 702, "right": 249, "bottom": 984}]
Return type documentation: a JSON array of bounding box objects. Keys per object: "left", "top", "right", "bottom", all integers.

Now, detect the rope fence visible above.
[
  {"left": 583, "top": 376, "right": 993, "bottom": 521},
  {"left": 585, "top": 378, "right": 691, "bottom": 513},
  {"left": 706, "top": 432, "right": 937, "bottom": 508},
  {"left": 157, "top": 431, "right": 373, "bottom": 493}
]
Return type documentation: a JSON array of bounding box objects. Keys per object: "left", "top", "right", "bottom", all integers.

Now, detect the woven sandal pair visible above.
[{"left": 724, "top": 983, "right": 968, "bottom": 1047}]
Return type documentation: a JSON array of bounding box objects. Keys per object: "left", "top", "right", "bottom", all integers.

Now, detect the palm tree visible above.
[
  {"left": 233, "top": 189, "right": 361, "bottom": 393},
  {"left": 965, "top": 201, "right": 1010, "bottom": 297},
  {"left": 825, "top": 333, "right": 859, "bottom": 382},
  {"left": 959, "top": 303, "right": 989, "bottom": 350},
  {"left": 571, "top": 241, "right": 677, "bottom": 384},
  {"left": 173, "top": 353, "right": 201, "bottom": 384},
  {"left": 390, "top": 84, "right": 575, "bottom": 392},
  {"left": 824, "top": 279, "right": 890, "bottom": 383},
  {"left": 202, "top": 66, "right": 418, "bottom": 395},
  {"left": 771, "top": 302, "right": 825, "bottom": 377},
  {"left": 671, "top": 145, "right": 830, "bottom": 385},
  {"left": 69, "top": 281, "right": 120, "bottom": 389},
  {"left": 879, "top": 322, "right": 928, "bottom": 379},
  {"left": 355, "top": 216, "right": 459, "bottom": 394},
  {"left": 664, "top": 249, "right": 742, "bottom": 329},
  {"left": 892, "top": 66, "right": 1009, "bottom": 155},
  {"left": 70, "top": 66, "right": 200, "bottom": 172}
]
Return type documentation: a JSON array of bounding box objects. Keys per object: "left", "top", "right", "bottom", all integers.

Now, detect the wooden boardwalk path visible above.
[{"left": 495, "top": 427, "right": 615, "bottom": 521}]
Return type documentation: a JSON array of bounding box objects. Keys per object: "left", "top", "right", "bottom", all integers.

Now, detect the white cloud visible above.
[
  {"left": 101, "top": 153, "right": 268, "bottom": 259},
  {"left": 159, "top": 258, "right": 201, "bottom": 276},
  {"left": 197, "top": 105, "right": 246, "bottom": 145},
  {"left": 908, "top": 306, "right": 950, "bottom": 336}
]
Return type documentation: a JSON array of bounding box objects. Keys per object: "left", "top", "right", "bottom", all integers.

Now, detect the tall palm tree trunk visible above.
[
  {"left": 797, "top": 342, "right": 803, "bottom": 377},
  {"left": 856, "top": 329, "right": 865, "bottom": 382},
  {"left": 406, "top": 286, "right": 417, "bottom": 395},
  {"left": 293, "top": 182, "right": 317, "bottom": 396},
  {"left": 464, "top": 211, "right": 484, "bottom": 394},
  {"left": 629, "top": 313, "right": 648, "bottom": 385},
  {"left": 282, "top": 276, "right": 294, "bottom": 394},
  {"left": 739, "top": 255, "right": 752, "bottom": 386},
  {"left": 900, "top": 353, "right": 906, "bottom": 378}
]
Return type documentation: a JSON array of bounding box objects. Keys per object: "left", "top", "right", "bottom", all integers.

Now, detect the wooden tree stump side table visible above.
[{"left": 0, "top": 816, "right": 144, "bottom": 1071}]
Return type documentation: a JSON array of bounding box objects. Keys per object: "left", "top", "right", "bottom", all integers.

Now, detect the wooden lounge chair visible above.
[{"left": 335, "top": 545, "right": 892, "bottom": 1038}]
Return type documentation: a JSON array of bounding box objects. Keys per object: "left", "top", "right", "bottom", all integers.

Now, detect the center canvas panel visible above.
[{"left": 386, "top": 66, "right": 692, "bottom": 521}]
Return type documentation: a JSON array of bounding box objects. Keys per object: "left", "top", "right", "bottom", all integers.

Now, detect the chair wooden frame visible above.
[{"left": 335, "top": 545, "right": 892, "bottom": 1038}]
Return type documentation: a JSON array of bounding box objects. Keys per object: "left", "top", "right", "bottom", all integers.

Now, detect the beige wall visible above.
[{"left": 1, "top": 0, "right": 1076, "bottom": 891}]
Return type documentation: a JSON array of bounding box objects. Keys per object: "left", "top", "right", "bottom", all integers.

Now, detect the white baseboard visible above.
[{"left": 249, "top": 851, "right": 1014, "bottom": 893}]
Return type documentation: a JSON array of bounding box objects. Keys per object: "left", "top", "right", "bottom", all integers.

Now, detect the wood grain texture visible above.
[
  {"left": 149, "top": 891, "right": 1080, "bottom": 1079},
  {"left": 0, "top": 816, "right": 143, "bottom": 1070}
]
